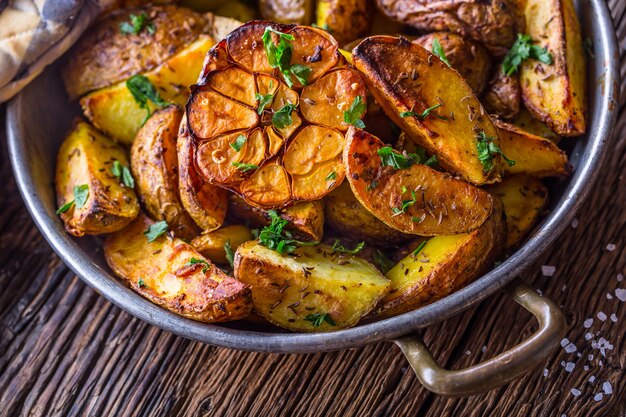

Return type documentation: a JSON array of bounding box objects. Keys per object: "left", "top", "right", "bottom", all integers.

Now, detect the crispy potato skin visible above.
[
  {"left": 487, "top": 175, "right": 548, "bottom": 249},
  {"left": 483, "top": 62, "right": 522, "bottom": 120},
  {"left": 353, "top": 36, "right": 503, "bottom": 185},
  {"left": 376, "top": 0, "right": 524, "bottom": 55},
  {"left": 63, "top": 5, "right": 209, "bottom": 99},
  {"left": 521, "top": 0, "right": 586, "bottom": 136},
  {"left": 55, "top": 121, "right": 139, "bottom": 236},
  {"left": 495, "top": 119, "right": 570, "bottom": 178},
  {"left": 104, "top": 214, "right": 252, "bottom": 322},
  {"left": 316, "top": 0, "right": 373, "bottom": 46},
  {"left": 229, "top": 195, "right": 325, "bottom": 242},
  {"left": 131, "top": 106, "right": 200, "bottom": 240},
  {"left": 512, "top": 110, "right": 561, "bottom": 143},
  {"left": 177, "top": 119, "right": 228, "bottom": 232},
  {"left": 260, "top": 0, "right": 313, "bottom": 24},
  {"left": 191, "top": 225, "right": 253, "bottom": 264},
  {"left": 324, "top": 183, "right": 411, "bottom": 246},
  {"left": 344, "top": 127, "right": 494, "bottom": 236},
  {"left": 413, "top": 32, "right": 492, "bottom": 94},
  {"left": 377, "top": 200, "right": 506, "bottom": 317},
  {"left": 234, "top": 241, "right": 390, "bottom": 331}
]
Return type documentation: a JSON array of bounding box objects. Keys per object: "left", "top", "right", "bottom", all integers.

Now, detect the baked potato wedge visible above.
[
  {"left": 483, "top": 62, "right": 521, "bottom": 120},
  {"left": 234, "top": 241, "right": 390, "bottom": 331},
  {"left": 495, "top": 119, "right": 570, "bottom": 178},
  {"left": 316, "top": 0, "right": 372, "bottom": 46},
  {"left": 104, "top": 214, "right": 252, "bottom": 322},
  {"left": 353, "top": 36, "right": 504, "bottom": 185},
  {"left": 324, "top": 183, "right": 411, "bottom": 246},
  {"left": 191, "top": 225, "right": 254, "bottom": 264},
  {"left": 260, "top": 0, "right": 313, "bottom": 24},
  {"left": 204, "top": 12, "right": 244, "bottom": 42},
  {"left": 521, "top": 0, "right": 586, "bottom": 136},
  {"left": 177, "top": 120, "right": 228, "bottom": 232},
  {"left": 512, "top": 110, "right": 561, "bottom": 143},
  {"left": 375, "top": 0, "right": 524, "bottom": 55},
  {"left": 413, "top": 32, "right": 492, "bottom": 94},
  {"left": 131, "top": 106, "right": 200, "bottom": 240},
  {"left": 56, "top": 121, "right": 139, "bottom": 236},
  {"left": 229, "top": 195, "right": 324, "bottom": 242},
  {"left": 63, "top": 5, "right": 210, "bottom": 99},
  {"left": 81, "top": 35, "right": 214, "bottom": 144},
  {"left": 488, "top": 174, "right": 549, "bottom": 249},
  {"left": 377, "top": 200, "right": 506, "bottom": 318},
  {"left": 344, "top": 127, "right": 494, "bottom": 236}
]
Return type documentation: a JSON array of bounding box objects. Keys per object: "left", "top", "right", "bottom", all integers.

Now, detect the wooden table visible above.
[{"left": 1, "top": 2, "right": 625, "bottom": 415}]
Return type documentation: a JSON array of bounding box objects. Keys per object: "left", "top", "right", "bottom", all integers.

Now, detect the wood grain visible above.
[{"left": 0, "top": 2, "right": 625, "bottom": 415}]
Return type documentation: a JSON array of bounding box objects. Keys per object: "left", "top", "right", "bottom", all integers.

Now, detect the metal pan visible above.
[{"left": 6, "top": 0, "right": 619, "bottom": 396}]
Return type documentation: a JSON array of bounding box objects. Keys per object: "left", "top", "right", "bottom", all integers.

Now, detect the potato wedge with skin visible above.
[
  {"left": 81, "top": 35, "right": 214, "bottom": 144},
  {"left": 234, "top": 241, "right": 390, "bottom": 331},
  {"left": 260, "top": 0, "right": 313, "bottom": 24},
  {"left": 376, "top": 200, "right": 506, "bottom": 318},
  {"left": 521, "top": 0, "right": 586, "bottom": 136},
  {"left": 353, "top": 36, "right": 503, "bottom": 185},
  {"left": 131, "top": 106, "right": 199, "bottom": 240},
  {"left": 191, "top": 225, "right": 253, "bottom": 264},
  {"left": 204, "top": 13, "right": 243, "bottom": 42},
  {"left": 64, "top": 5, "right": 210, "bottom": 99},
  {"left": 345, "top": 127, "right": 494, "bottom": 236},
  {"left": 229, "top": 195, "right": 324, "bottom": 242},
  {"left": 512, "top": 110, "right": 561, "bottom": 143},
  {"left": 177, "top": 121, "right": 228, "bottom": 232},
  {"left": 495, "top": 119, "right": 570, "bottom": 178},
  {"left": 104, "top": 214, "right": 252, "bottom": 322},
  {"left": 324, "top": 183, "right": 411, "bottom": 246},
  {"left": 483, "top": 62, "right": 522, "bottom": 120},
  {"left": 56, "top": 121, "right": 139, "bottom": 236},
  {"left": 488, "top": 175, "right": 549, "bottom": 249},
  {"left": 316, "top": 0, "right": 372, "bottom": 46}
]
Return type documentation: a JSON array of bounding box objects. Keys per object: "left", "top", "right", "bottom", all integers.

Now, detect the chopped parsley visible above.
[
  {"left": 412, "top": 241, "right": 427, "bottom": 257},
  {"left": 231, "top": 162, "right": 259, "bottom": 172},
  {"left": 56, "top": 200, "right": 74, "bottom": 214},
  {"left": 378, "top": 147, "right": 417, "bottom": 170},
  {"left": 57, "top": 184, "right": 88, "bottom": 214},
  {"left": 502, "top": 33, "right": 553, "bottom": 76},
  {"left": 258, "top": 210, "right": 298, "bottom": 254},
  {"left": 119, "top": 12, "right": 155, "bottom": 36},
  {"left": 343, "top": 96, "right": 366, "bottom": 128},
  {"left": 230, "top": 135, "right": 247, "bottom": 152},
  {"left": 392, "top": 189, "right": 417, "bottom": 215},
  {"left": 331, "top": 240, "right": 365, "bottom": 255},
  {"left": 137, "top": 278, "right": 146, "bottom": 288},
  {"left": 111, "top": 160, "right": 135, "bottom": 188},
  {"left": 255, "top": 92, "right": 274, "bottom": 115},
  {"left": 400, "top": 103, "right": 446, "bottom": 120},
  {"left": 185, "top": 257, "right": 211, "bottom": 273},
  {"left": 367, "top": 180, "right": 379, "bottom": 191},
  {"left": 272, "top": 103, "right": 297, "bottom": 129},
  {"left": 304, "top": 312, "right": 336, "bottom": 327},
  {"left": 432, "top": 38, "right": 450, "bottom": 67},
  {"left": 261, "top": 27, "right": 311, "bottom": 87},
  {"left": 373, "top": 250, "right": 395, "bottom": 274},
  {"left": 144, "top": 220, "right": 168, "bottom": 242},
  {"left": 126, "top": 75, "right": 169, "bottom": 125},
  {"left": 325, "top": 171, "right": 336, "bottom": 181},
  {"left": 290, "top": 64, "right": 312, "bottom": 85},
  {"left": 476, "top": 130, "right": 515, "bottom": 172},
  {"left": 224, "top": 239, "right": 235, "bottom": 268}
]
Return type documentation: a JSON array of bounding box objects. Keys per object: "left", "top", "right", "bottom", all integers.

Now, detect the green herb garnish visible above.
[
  {"left": 378, "top": 147, "right": 417, "bottom": 170},
  {"left": 231, "top": 162, "right": 259, "bottom": 172},
  {"left": 502, "top": 33, "right": 553, "bottom": 76},
  {"left": 111, "top": 160, "right": 135, "bottom": 188},
  {"left": 126, "top": 75, "right": 169, "bottom": 125},
  {"left": 325, "top": 171, "right": 337, "bottom": 181},
  {"left": 373, "top": 250, "right": 395, "bottom": 274},
  {"left": 261, "top": 27, "right": 311, "bottom": 87},
  {"left": 224, "top": 239, "right": 235, "bottom": 268},
  {"left": 400, "top": 103, "right": 446, "bottom": 120},
  {"left": 258, "top": 210, "right": 297, "bottom": 254},
  {"left": 392, "top": 189, "right": 417, "bottom": 215},
  {"left": 272, "top": 103, "right": 297, "bottom": 129},
  {"left": 432, "top": 38, "right": 450, "bottom": 67},
  {"left": 230, "top": 134, "right": 247, "bottom": 152},
  {"left": 290, "top": 64, "right": 312, "bottom": 85},
  {"left": 255, "top": 92, "right": 274, "bottom": 115},
  {"left": 304, "top": 312, "right": 336, "bottom": 327},
  {"left": 56, "top": 184, "right": 88, "bottom": 214},
  {"left": 412, "top": 241, "right": 427, "bottom": 257},
  {"left": 137, "top": 278, "right": 146, "bottom": 288},
  {"left": 476, "top": 131, "right": 515, "bottom": 172},
  {"left": 119, "top": 12, "right": 155, "bottom": 36},
  {"left": 185, "top": 257, "right": 211, "bottom": 273},
  {"left": 343, "top": 96, "right": 366, "bottom": 128},
  {"left": 144, "top": 220, "right": 168, "bottom": 242},
  {"left": 331, "top": 240, "right": 365, "bottom": 255},
  {"left": 367, "top": 180, "right": 379, "bottom": 191}
]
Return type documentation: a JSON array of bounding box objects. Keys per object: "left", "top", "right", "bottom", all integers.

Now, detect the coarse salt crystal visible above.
[
  {"left": 565, "top": 362, "right": 575, "bottom": 372},
  {"left": 562, "top": 284, "right": 567, "bottom": 292},
  {"left": 618, "top": 274, "right": 624, "bottom": 282},
  {"left": 610, "top": 313, "right": 618, "bottom": 322},
  {"left": 465, "top": 350, "right": 471, "bottom": 355},
  {"left": 571, "top": 218, "right": 579, "bottom": 228},
  {"left": 571, "top": 388, "right": 581, "bottom": 397},
  {"left": 588, "top": 354, "right": 594, "bottom": 361},
  {"left": 589, "top": 375, "right": 596, "bottom": 383},
  {"left": 577, "top": 353, "right": 582, "bottom": 357},
  {"left": 585, "top": 332, "right": 593, "bottom": 340},
  {"left": 542, "top": 265, "right": 556, "bottom": 277},
  {"left": 584, "top": 365, "right": 590, "bottom": 371},
  {"left": 594, "top": 393, "right": 603, "bottom": 401},
  {"left": 543, "top": 368, "right": 549, "bottom": 377},
  {"left": 481, "top": 345, "right": 487, "bottom": 353},
  {"left": 565, "top": 343, "right": 577, "bottom": 353},
  {"left": 536, "top": 288, "right": 543, "bottom": 295},
  {"left": 607, "top": 293, "right": 613, "bottom": 300},
  {"left": 602, "top": 381, "right": 613, "bottom": 395},
  {"left": 615, "top": 288, "right": 626, "bottom": 302},
  {"left": 597, "top": 311, "right": 607, "bottom": 321},
  {"left": 561, "top": 338, "right": 570, "bottom": 347},
  {"left": 583, "top": 318, "right": 593, "bottom": 328},
  {"left": 606, "top": 243, "right": 616, "bottom": 252}
]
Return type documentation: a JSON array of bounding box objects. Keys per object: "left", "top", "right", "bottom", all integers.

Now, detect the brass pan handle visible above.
[{"left": 394, "top": 279, "right": 567, "bottom": 396}]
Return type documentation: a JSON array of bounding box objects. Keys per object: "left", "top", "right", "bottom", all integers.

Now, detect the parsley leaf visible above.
[
  {"left": 400, "top": 103, "right": 446, "bottom": 120},
  {"left": 325, "top": 171, "right": 336, "bottom": 181},
  {"left": 119, "top": 12, "right": 155, "bottom": 36},
  {"left": 424, "top": 155, "right": 438, "bottom": 168},
  {"left": 258, "top": 210, "right": 297, "bottom": 254},
  {"left": 185, "top": 257, "right": 211, "bottom": 273},
  {"left": 343, "top": 96, "right": 366, "bottom": 128},
  {"left": 231, "top": 162, "right": 259, "bottom": 172},
  {"left": 111, "top": 160, "right": 135, "bottom": 188},
  {"left": 304, "top": 312, "right": 336, "bottom": 327},
  {"left": 224, "top": 239, "right": 235, "bottom": 268},
  {"left": 126, "top": 75, "right": 169, "bottom": 125},
  {"left": 412, "top": 241, "right": 427, "bottom": 257},
  {"left": 373, "top": 250, "right": 395, "bottom": 274},
  {"left": 272, "top": 103, "right": 297, "bottom": 129},
  {"left": 378, "top": 147, "right": 417, "bottom": 170},
  {"left": 144, "top": 220, "right": 168, "bottom": 242},
  {"left": 255, "top": 92, "right": 274, "bottom": 115},
  {"left": 261, "top": 27, "right": 311, "bottom": 87},
  {"left": 137, "top": 278, "right": 146, "bottom": 288},
  {"left": 230, "top": 134, "right": 247, "bottom": 152},
  {"left": 393, "top": 189, "right": 418, "bottom": 215},
  {"left": 290, "top": 64, "right": 312, "bottom": 85},
  {"left": 476, "top": 131, "right": 516, "bottom": 172},
  {"left": 56, "top": 200, "right": 74, "bottom": 214},
  {"left": 502, "top": 33, "right": 553, "bottom": 76},
  {"left": 331, "top": 240, "right": 365, "bottom": 254},
  {"left": 73, "top": 184, "right": 89, "bottom": 209},
  {"left": 432, "top": 38, "right": 450, "bottom": 67}
]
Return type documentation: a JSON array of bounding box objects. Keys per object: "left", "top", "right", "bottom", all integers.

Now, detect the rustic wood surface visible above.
[{"left": 1, "top": 2, "right": 625, "bottom": 416}]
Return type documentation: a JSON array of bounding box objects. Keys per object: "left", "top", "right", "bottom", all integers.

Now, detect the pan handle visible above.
[{"left": 394, "top": 279, "right": 567, "bottom": 396}]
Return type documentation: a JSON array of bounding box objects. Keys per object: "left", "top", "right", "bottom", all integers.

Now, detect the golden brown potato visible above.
[
  {"left": 487, "top": 174, "right": 549, "bottom": 249},
  {"left": 512, "top": 110, "right": 561, "bottom": 143},
  {"left": 81, "top": 35, "right": 214, "bottom": 144},
  {"left": 229, "top": 195, "right": 325, "bottom": 242},
  {"left": 344, "top": 127, "right": 494, "bottom": 236},
  {"left": 483, "top": 62, "right": 522, "bottom": 120},
  {"left": 56, "top": 121, "right": 139, "bottom": 237},
  {"left": 204, "top": 12, "right": 244, "bottom": 42},
  {"left": 186, "top": 21, "right": 367, "bottom": 208},
  {"left": 104, "top": 214, "right": 252, "bottom": 322},
  {"left": 316, "top": 0, "right": 372, "bottom": 46},
  {"left": 131, "top": 106, "right": 199, "bottom": 240},
  {"left": 376, "top": 0, "right": 524, "bottom": 55},
  {"left": 376, "top": 200, "right": 506, "bottom": 318},
  {"left": 177, "top": 120, "right": 228, "bottom": 232},
  {"left": 260, "top": 0, "right": 313, "bottom": 24},
  {"left": 214, "top": 0, "right": 259, "bottom": 22},
  {"left": 63, "top": 5, "right": 210, "bottom": 99},
  {"left": 324, "top": 182, "right": 411, "bottom": 246},
  {"left": 413, "top": 32, "right": 492, "bottom": 94},
  {"left": 521, "top": 0, "right": 586, "bottom": 136},
  {"left": 234, "top": 241, "right": 390, "bottom": 331},
  {"left": 495, "top": 119, "right": 570, "bottom": 178},
  {"left": 353, "top": 36, "right": 503, "bottom": 185},
  {"left": 190, "top": 225, "right": 253, "bottom": 264}
]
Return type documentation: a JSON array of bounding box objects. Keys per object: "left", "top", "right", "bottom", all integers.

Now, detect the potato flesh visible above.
[
  {"left": 344, "top": 127, "right": 493, "bottom": 236},
  {"left": 191, "top": 225, "right": 253, "bottom": 264},
  {"left": 55, "top": 121, "right": 139, "bottom": 236},
  {"left": 104, "top": 215, "right": 252, "bottom": 322},
  {"left": 234, "top": 241, "right": 390, "bottom": 331},
  {"left": 315, "top": 0, "right": 372, "bottom": 46}
]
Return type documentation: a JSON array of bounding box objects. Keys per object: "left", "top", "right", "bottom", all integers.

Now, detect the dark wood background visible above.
[{"left": 1, "top": 1, "right": 625, "bottom": 415}]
